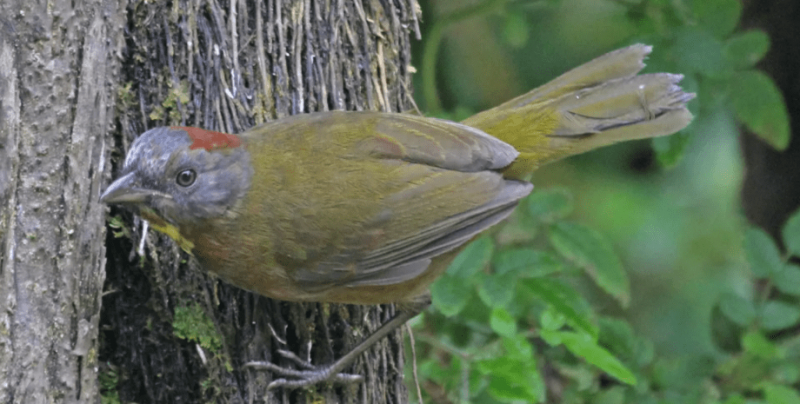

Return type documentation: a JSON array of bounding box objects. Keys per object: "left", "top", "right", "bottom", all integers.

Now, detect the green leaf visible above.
[
  {"left": 730, "top": 70, "right": 791, "bottom": 150},
  {"left": 490, "top": 307, "right": 517, "bottom": 337},
  {"left": 502, "top": 334, "right": 534, "bottom": 358},
  {"left": 478, "top": 271, "right": 517, "bottom": 308},
  {"left": 653, "top": 131, "right": 691, "bottom": 168},
  {"left": 488, "top": 378, "right": 539, "bottom": 402},
  {"left": 502, "top": 12, "right": 529, "bottom": 49},
  {"left": 430, "top": 273, "right": 471, "bottom": 317},
  {"left": 559, "top": 331, "right": 638, "bottom": 385},
  {"left": 693, "top": 0, "right": 743, "bottom": 38},
  {"left": 782, "top": 207, "right": 800, "bottom": 258},
  {"left": 467, "top": 366, "right": 489, "bottom": 398},
  {"left": 446, "top": 236, "right": 494, "bottom": 278},
  {"left": 760, "top": 300, "right": 800, "bottom": 331},
  {"left": 673, "top": 27, "right": 726, "bottom": 75},
  {"left": 549, "top": 222, "right": 630, "bottom": 307},
  {"left": 774, "top": 264, "right": 800, "bottom": 297},
  {"left": 719, "top": 292, "right": 757, "bottom": 326},
  {"left": 526, "top": 188, "right": 573, "bottom": 222},
  {"left": 763, "top": 383, "right": 800, "bottom": 404},
  {"left": 742, "top": 331, "right": 780, "bottom": 359},
  {"left": 492, "top": 248, "right": 563, "bottom": 277},
  {"left": 540, "top": 307, "right": 566, "bottom": 331},
  {"left": 477, "top": 356, "right": 544, "bottom": 402},
  {"left": 526, "top": 278, "right": 598, "bottom": 338},
  {"left": 599, "top": 317, "right": 654, "bottom": 367},
  {"left": 540, "top": 328, "right": 562, "bottom": 346},
  {"left": 724, "top": 30, "right": 770, "bottom": 69},
  {"left": 744, "top": 227, "right": 784, "bottom": 278},
  {"left": 417, "top": 359, "right": 447, "bottom": 383}
]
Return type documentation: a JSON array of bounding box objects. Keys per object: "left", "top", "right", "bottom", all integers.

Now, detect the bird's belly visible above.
[{"left": 195, "top": 248, "right": 439, "bottom": 305}]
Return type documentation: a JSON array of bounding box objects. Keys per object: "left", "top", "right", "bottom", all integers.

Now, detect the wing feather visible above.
[{"left": 247, "top": 111, "right": 530, "bottom": 289}]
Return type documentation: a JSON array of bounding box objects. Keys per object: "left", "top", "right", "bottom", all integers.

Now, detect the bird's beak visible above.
[{"left": 100, "top": 172, "right": 152, "bottom": 205}]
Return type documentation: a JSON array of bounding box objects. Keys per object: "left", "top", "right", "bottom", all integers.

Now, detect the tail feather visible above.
[
  {"left": 507, "top": 44, "right": 652, "bottom": 107},
  {"left": 461, "top": 44, "right": 695, "bottom": 177},
  {"left": 555, "top": 73, "right": 690, "bottom": 133}
]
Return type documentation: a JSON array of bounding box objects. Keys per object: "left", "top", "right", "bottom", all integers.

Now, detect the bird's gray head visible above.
[{"left": 101, "top": 127, "right": 253, "bottom": 226}]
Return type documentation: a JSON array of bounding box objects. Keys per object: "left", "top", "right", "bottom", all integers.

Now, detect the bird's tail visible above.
[{"left": 461, "top": 44, "right": 695, "bottom": 179}]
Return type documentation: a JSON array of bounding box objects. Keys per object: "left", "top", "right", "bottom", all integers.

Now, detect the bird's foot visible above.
[{"left": 244, "top": 349, "right": 363, "bottom": 390}]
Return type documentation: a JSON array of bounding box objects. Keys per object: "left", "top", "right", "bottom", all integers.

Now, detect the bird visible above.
[{"left": 100, "top": 44, "right": 694, "bottom": 389}]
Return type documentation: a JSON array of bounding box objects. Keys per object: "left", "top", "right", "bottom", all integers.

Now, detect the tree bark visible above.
[
  {"left": 0, "top": 0, "right": 125, "bottom": 403},
  {"left": 1, "top": 0, "right": 419, "bottom": 402},
  {"left": 100, "top": 1, "right": 420, "bottom": 403}
]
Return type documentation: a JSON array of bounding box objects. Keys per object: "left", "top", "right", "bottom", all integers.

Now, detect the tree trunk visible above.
[
  {"left": 101, "top": 1, "right": 419, "bottom": 403},
  {"left": 0, "top": 0, "right": 124, "bottom": 403},
  {"left": 2, "top": 0, "right": 419, "bottom": 403}
]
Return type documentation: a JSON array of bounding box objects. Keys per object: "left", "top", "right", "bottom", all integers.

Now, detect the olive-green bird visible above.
[{"left": 101, "top": 44, "right": 694, "bottom": 388}]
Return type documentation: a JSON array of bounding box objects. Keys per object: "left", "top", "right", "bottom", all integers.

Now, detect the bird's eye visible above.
[{"left": 176, "top": 169, "right": 197, "bottom": 187}]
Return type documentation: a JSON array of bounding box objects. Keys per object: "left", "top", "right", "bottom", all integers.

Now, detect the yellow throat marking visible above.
[{"left": 141, "top": 209, "right": 195, "bottom": 254}]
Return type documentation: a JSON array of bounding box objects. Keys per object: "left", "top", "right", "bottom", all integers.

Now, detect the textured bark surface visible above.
[
  {"left": 100, "top": 1, "right": 420, "bottom": 403},
  {"left": 0, "top": 0, "right": 125, "bottom": 403}
]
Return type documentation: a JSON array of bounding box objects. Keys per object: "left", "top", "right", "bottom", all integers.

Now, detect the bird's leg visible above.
[{"left": 245, "top": 299, "right": 429, "bottom": 390}]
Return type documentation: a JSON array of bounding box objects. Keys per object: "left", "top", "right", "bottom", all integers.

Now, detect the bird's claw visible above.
[
  {"left": 244, "top": 309, "right": 423, "bottom": 389},
  {"left": 266, "top": 372, "right": 363, "bottom": 390},
  {"left": 274, "top": 349, "right": 316, "bottom": 370},
  {"left": 244, "top": 350, "right": 363, "bottom": 390}
]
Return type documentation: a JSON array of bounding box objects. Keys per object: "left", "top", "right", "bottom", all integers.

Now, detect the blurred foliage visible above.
[{"left": 408, "top": 0, "right": 799, "bottom": 403}]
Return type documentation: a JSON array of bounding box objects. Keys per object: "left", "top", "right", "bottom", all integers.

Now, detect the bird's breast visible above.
[{"left": 180, "top": 220, "right": 293, "bottom": 301}]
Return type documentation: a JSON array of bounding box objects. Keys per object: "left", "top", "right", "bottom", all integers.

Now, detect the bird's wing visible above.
[
  {"left": 332, "top": 180, "right": 532, "bottom": 287},
  {"left": 265, "top": 112, "right": 532, "bottom": 290}
]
